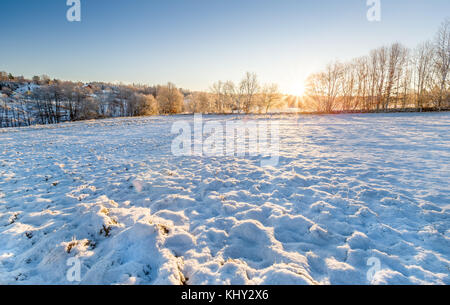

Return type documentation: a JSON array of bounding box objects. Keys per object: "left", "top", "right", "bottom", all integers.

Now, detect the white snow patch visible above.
[{"left": 0, "top": 113, "right": 449, "bottom": 284}]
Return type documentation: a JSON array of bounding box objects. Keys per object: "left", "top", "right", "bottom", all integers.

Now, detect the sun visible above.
[{"left": 286, "top": 83, "right": 306, "bottom": 97}]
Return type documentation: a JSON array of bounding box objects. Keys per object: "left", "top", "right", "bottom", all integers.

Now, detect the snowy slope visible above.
[
  {"left": 14, "top": 83, "right": 40, "bottom": 95},
  {"left": 0, "top": 113, "right": 449, "bottom": 284}
]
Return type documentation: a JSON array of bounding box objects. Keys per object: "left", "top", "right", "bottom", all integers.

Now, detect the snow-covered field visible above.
[{"left": 0, "top": 113, "right": 449, "bottom": 285}]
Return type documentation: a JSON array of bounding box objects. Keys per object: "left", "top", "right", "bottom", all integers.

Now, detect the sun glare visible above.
[{"left": 287, "top": 83, "right": 306, "bottom": 97}]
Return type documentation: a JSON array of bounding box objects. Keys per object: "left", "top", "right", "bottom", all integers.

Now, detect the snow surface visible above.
[{"left": 0, "top": 113, "right": 449, "bottom": 285}]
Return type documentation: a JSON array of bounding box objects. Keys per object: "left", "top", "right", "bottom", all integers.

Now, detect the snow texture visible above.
[{"left": 0, "top": 113, "right": 449, "bottom": 284}]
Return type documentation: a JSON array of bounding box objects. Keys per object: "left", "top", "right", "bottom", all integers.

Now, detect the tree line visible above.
[
  {"left": 0, "top": 78, "right": 188, "bottom": 127},
  {"left": 304, "top": 19, "right": 449, "bottom": 113},
  {"left": 0, "top": 71, "right": 285, "bottom": 127},
  {"left": 188, "top": 72, "right": 282, "bottom": 114},
  {"left": 1, "top": 19, "right": 448, "bottom": 127}
]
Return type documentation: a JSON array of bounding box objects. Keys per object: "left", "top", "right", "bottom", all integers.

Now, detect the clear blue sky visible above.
[{"left": 1, "top": 0, "right": 449, "bottom": 94}]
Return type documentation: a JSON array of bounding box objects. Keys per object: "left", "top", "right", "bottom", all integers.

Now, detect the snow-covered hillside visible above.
[{"left": 0, "top": 113, "right": 449, "bottom": 284}]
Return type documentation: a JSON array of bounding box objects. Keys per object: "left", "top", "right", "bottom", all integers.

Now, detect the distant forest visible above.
[{"left": 0, "top": 19, "right": 448, "bottom": 128}]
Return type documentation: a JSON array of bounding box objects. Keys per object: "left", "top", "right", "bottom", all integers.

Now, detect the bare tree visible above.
[
  {"left": 399, "top": 54, "right": 413, "bottom": 110},
  {"left": 156, "top": 83, "right": 184, "bottom": 114},
  {"left": 384, "top": 43, "right": 408, "bottom": 111},
  {"left": 185, "top": 92, "right": 212, "bottom": 113},
  {"left": 128, "top": 93, "right": 159, "bottom": 116},
  {"left": 223, "top": 81, "right": 244, "bottom": 113},
  {"left": 140, "top": 94, "right": 159, "bottom": 115},
  {"left": 413, "top": 41, "right": 435, "bottom": 109},
  {"left": 306, "top": 62, "right": 342, "bottom": 113},
  {"left": 373, "top": 47, "right": 388, "bottom": 111},
  {"left": 434, "top": 19, "right": 450, "bottom": 110},
  {"left": 354, "top": 56, "right": 370, "bottom": 111},
  {"left": 339, "top": 62, "right": 357, "bottom": 111},
  {"left": 210, "top": 81, "right": 229, "bottom": 113},
  {"left": 240, "top": 72, "right": 259, "bottom": 114},
  {"left": 259, "top": 83, "right": 281, "bottom": 113}
]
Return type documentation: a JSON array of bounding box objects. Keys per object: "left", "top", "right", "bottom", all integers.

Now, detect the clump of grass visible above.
[
  {"left": 66, "top": 241, "right": 77, "bottom": 254},
  {"left": 9, "top": 213, "right": 19, "bottom": 225},
  {"left": 100, "top": 224, "right": 112, "bottom": 237},
  {"left": 84, "top": 239, "right": 96, "bottom": 249},
  {"left": 157, "top": 224, "right": 170, "bottom": 235},
  {"left": 66, "top": 238, "right": 95, "bottom": 253}
]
